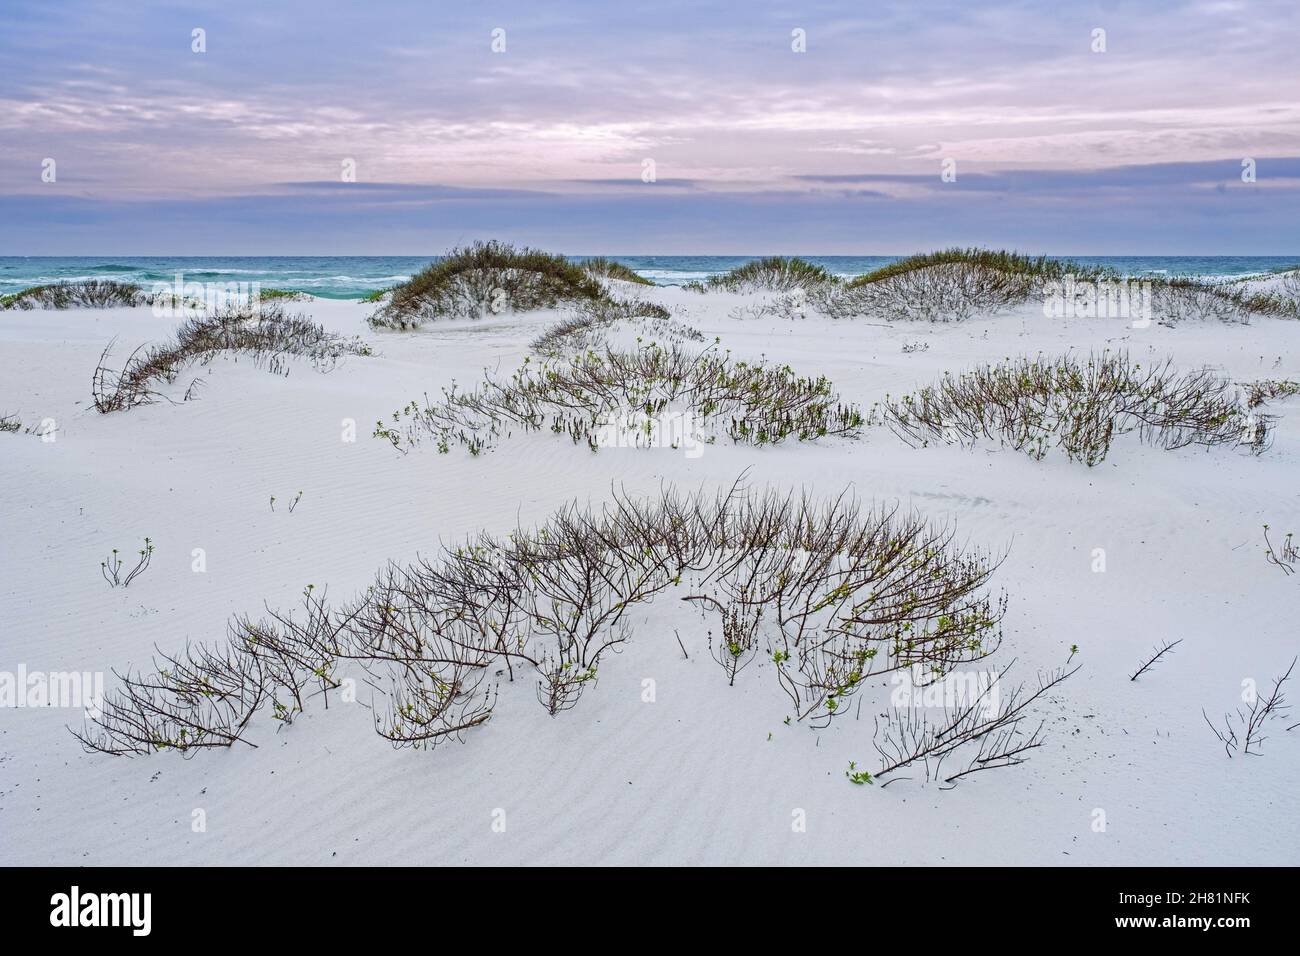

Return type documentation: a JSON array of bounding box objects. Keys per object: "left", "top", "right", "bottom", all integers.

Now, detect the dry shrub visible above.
[
  {"left": 91, "top": 302, "right": 369, "bottom": 413},
  {"left": 375, "top": 342, "right": 864, "bottom": 455},
  {"left": 529, "top": 296, "right": 685, "bottom": 356},
  {"left": 828, "top": 262, "right": 1038, "bottom": 322},
  {"left": 1280, "top": 269, "right": 1300, "bottom": 302},
  {"left": 76, "top": 480, "right": 1009, "bottom": 755},
  {"left": 1245, "top": 379, "right": 1300, "bottom": 409},
  {"left": 883, "top": 352, "right": 1263, "bottom": 465}
]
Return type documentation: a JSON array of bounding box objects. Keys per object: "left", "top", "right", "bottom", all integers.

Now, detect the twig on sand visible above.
[{"left": 1129, "top": 639, "right": 1182, "bottom": 681}]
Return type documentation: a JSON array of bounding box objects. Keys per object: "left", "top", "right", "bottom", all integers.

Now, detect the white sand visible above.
[{"left": 2, "top": 289, "right": 1298, "bottom": 865}]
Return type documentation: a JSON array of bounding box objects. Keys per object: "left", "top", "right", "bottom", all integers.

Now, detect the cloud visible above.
[
  {"left": 269, "top": 181, "right": 550, "bottom": 200},
  {"left": 567, "top": 178, "right": 700, "bottom": 189},
  {"left": 0, "top": 0, "right": 1297, "bottom": 247},
  {"left": 4, "top": 163, "right": 1298, "bottom": 255},
  {"left": 794, "top": 158, "right": 1300, "bottom": 194}
]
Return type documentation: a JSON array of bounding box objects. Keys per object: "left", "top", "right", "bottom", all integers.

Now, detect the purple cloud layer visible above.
[{"left": 1, "top": 0, "right": 1297, "bottom": 251}]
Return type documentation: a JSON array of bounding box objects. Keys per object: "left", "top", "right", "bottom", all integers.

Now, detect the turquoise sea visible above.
[{"left": 2, "top": 255, "right": 1297, "bottom": 300}]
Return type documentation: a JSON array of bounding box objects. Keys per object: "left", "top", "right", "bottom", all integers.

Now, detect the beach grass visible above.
[
  {"left": 254, "top": 288, "right": 311, "bottom": 302},
  {"left": 370, "top": 241, "right": 607, "bottom": 328},
  {"left": 92, "top": 302, "right": 370, "bottom": 413},
  {"left": 689, "top": 256, "right": 841, "bottom": 293},
  {"left": 580, "top": 256, "right": 655, "bottom": 285},
  {"left": 883, "top": 351, "right": 1262, "bottom": 464},
  {"left": 847, "top": 248, "right": 1107, "bottom": 287},
  {"left": 1, "top": 279, "right": 146, "bottom": 310}
]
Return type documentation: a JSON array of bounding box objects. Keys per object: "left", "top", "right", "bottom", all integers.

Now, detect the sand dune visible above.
[{"left": 2, "top": 287, "right": 1298, "bottom": 865}]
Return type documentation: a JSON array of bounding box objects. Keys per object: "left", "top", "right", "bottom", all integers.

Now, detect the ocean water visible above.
[{"left": 1, "top": 254, "right": 1296, "bottom": 299}]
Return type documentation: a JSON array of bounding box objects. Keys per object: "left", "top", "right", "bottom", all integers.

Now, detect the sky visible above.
[{"left": 1, "top": 0, "right": 1298, "bottom": 254}]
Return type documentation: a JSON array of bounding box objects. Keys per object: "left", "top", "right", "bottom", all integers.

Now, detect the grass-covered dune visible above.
[
  {"left": 685, "top": 256, "right": 841, "bottom": 294},
  {"left": 578, "top": 256, "right": 654, "bottom": 286},
  {"left": 1135, "top": 277, "right": 1298, "bottom": 324},
  {"left": 825, "top": 248, "right": 1300, "bottom": 324},
  {"left": 827, "top": 249, "right": 1092, "bottom": 322},
  {"left": 369, "top": 241, "right": 611, "bottom": 329},
  {"left": 849, "top": 249, "right": 1093, "bottom": 287},
  {"left": 254, "top": 288, "right": 312, "bottom": 302},
  {"left": 0, "top": 280, "right": 312, "bottom": 312},
  {"left": 92, "top": 302, "right": 370, "bottom": 413},
  {"left": 1, "top": 279, "right": 147, "bottom": 310}
]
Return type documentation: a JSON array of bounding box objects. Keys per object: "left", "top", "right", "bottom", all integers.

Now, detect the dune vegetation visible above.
[
  {"left": 374, "top": 342, "right": 864, "bottom": 456},
  {"left": 254, "top": 288, "right": 311, "bottom": 302},
  {"left": 855, "top": 249, "right": 1093, "bottom": 287},
  {"left": 1281, "top": 268, "right": 1300, "bottom": 299},
  {"left": 91, "top": 302, "right": 370, "bottom": 413},
  {"left": 579, "top": 256, "right": 655, "bottom": 285},
  {"left": 77, "top": 477, "right": 1052, "bottom": 787},
  {"left": 1, "top": 279, "right": 147, "bottom": 310},
  {"left": 824, "top": 249, "right": 1093, "bottom": 322},
  {"left": 368, "top": 241, "right": 608, "bottom": 329},
  {"left": 685, "top": 256, "right": 841, "bottom": 294},
  {"left": 1245, "top": 378, "right": 1300, "bottom": 409},
  {"left": 530, "top": 295, "right": 699, "bottom": 356},
  {"left": 883, "top": 352, "right": 1264, "bottom": 465},
  {"left": 805, "top": 248, "right": 1300, "bottom": 324}
]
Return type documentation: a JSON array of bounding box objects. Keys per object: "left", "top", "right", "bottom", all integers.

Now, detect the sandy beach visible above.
[{"left": 2, "top": 263, "right": 1298, "bottom": 866}]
